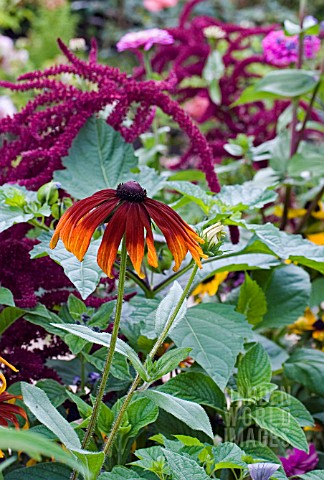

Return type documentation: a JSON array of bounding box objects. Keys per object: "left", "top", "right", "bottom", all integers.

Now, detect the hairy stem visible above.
[{"left": 71, "top": 238, "right": 128, "bottom": 480}]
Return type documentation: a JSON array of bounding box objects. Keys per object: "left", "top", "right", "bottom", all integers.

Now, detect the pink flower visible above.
[
  {"left": 144, "top": 0, "right": 178, "bottom": 12},
  {"left": 183, "top": 95, "right": 209, "bottom": 121},
  {"left": 262, "top": 30, "right": 320, "bottom": 67},
  {"left": 116, "top": 28, "right": 174, "bottom": 52},
  {"left": 280, "top": 444, "right": 318, "bottom": 477}
]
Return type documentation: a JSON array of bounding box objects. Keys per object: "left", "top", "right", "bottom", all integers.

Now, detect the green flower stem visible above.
[
  {"left": 28, "top": 218, "right": 51, "bottom": 231},
  {"left": 153, "top": 262, "right": 194, "bottom": 295},
  {"left": 103, "top": 263, "right": 199, "bottom": 458},
  {"left": 71, "top": 238, "right": 128, "bottom": 480}
]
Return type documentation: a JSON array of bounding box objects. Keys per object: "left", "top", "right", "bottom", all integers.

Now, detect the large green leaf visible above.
[
  {"left": 237, "top": 274, "right": 267, "bottom": 325},
  {"left": 35, "top": 379, "right": 69, "bottom": 408},
  {"left": 0, "top": 306, "right": 24, "bottom": 335},
  {"left": 21, "top": 383, "right": 81, "bottom": 450},
  {"left": 0, "top": 287, "right": 15, "bottom": 306},
  {"left": 30, "top": 233, "right": 102, "bottom": 300},
  {"left": 141, "top": 390, "right": 213, "bottom": 439},
  {"left": 163, "top": 449, "right": 210, "bottom": 480},
  {"left": 0, "top": 428, "right": 85, "bottom": 476},
  {"left": 216, "top": 182, "right": 277, "bottom": 211},
  {"left": 54, "top": 116, "right": 138, "bottom": 199},
  {"left": 158, "top": 372, "right": 225, "bottom": 412},
  {"left": 246, "top": 223, "right": 324, "bottom": 274},
  {"left": 170, "top": 304, "right": 252, "bottom": 390},
  {"left": 192, "top": 254, "right": 280, "bottom": 290},
  {"left": 72, "top": 450, "right": 105, "bottom": 480},
  {"left": 155, "top": 281, "right": 186, "bottom": 336},
  {"left": 98, "top": 467, "right": 144, "bottom": 479},
  {"left": 127, "top": 397, "right": 159, "bottom": 438},
  {"left": 240, "top": 440, "right": 281, "bottom": 464},
  {"left": 237, "top": 344, "right": 272, "bottom": 395},
  {"left": 269, "top": 391, "right": 314, "bottom": 427},
  {"left": 166, "top": 181, "right": 213, "bottom": 214},
  {"left": 212, "top": 442, "right": 246, "bottom": 469},
  {"left": 251, "top": 407, "right": 308, "bottom": 451},
  {"left": 299, "top": 472, "right": 324, "bottom": 480},
  {"left": 284, "top": 348, "right": 324, "bottom": 397},
  {"left": 254, "top": 70, "right": 319, "bottom": 97},
  {"left": 256, "top": 264, "right": 310, "bottom": 328},
  {"left": 254, "top": 334, "right": 288, "bottom": 372},
  {"left": 4, "top": 463, "right": 72, "bottom": 480}
]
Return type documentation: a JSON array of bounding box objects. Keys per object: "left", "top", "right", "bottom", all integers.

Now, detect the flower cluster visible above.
[
  {"left": 0, "top": 38, "right": 220, "bottom": 193},
  {"left": 0, "top": 35, "right": 29, "bottom": 76},
  {"left": 262, "top": 30, "right": 321, "bottom": 67},
  {"left": 117, "top": 29, "right": 174, "bottom": 51}
]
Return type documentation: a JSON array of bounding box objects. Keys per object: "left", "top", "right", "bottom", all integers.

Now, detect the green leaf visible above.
[
  {"left": 192, "top": 253, "right": 280, "bottom": 291},
  {"left": 237, "top": 344, "right": 272, "bottom": 397},
  {"left": 98, "top": 467, "right": 144, "bottom": 479},
  {"left": 216, "top": 182, "right": 277, "bottom": 211},
  {"left": 0, "top": 306, "right": 24, "bottom": 335},
  {"left": 288, "top": 147, "right": 324, "bottom": 179},
  {"left": 54, "top": 116, "right": 138, "bottom": 198},
  {"left": 232, "top": 85, "right": 279, "bottom": 106},
  {"left": 0, "top": 287, "right": 15, "bottom": 306},
  {"left": 158, "top": 371, "right": 225, "bottom": 411},
  {"left": 155, "top": 281, "right": 186, "bottom": 337},
  {"left": 151, "top": 348, "right": 192, "bottom": 380},
  {"left": 163, "top": 449, "right": 210, "bottom": 480},
  {"left": 30, "top": 232, "right": 102, "bottom": 300},
  {"left": 4, "top": 463, "right": 72, "bottom": 480},
  {"left": 21, "top": 383, "right": 81, "bottom": 450},
  {"left": 212, "top": 442, "right": 247, "bottom": 469},
  {"left": 246, "top": 223, "right": 324, "bottom": 274},
  {"left": 72, "top": 450, "right": 105, "bottom": 480},
  {"left": 250, "top": 406, "right": 308, "bottom": 451},
  {"left": 254, "top": 70, "right": 319, "bottom": 97},
  {"left": 284, "top": 18, "right": 319, "bottom": 36},
  {"left": 52, "top": 323, "right": 148, "bottom": 381},
  {"left": 284, "top": 348, "right": 324, "bottom": 397},
  {"left": 256, "top": 264, "right": 310, "bottom": 328},
  {"left": 299, "top": 472, "right": 324, "bottom": 480},
  {"left": 310, "top": 277, "right": 324, "bottom": 307},
  {"left": 127, "top": 397, "right": 159, "bottom": 438},
  {"left": 240, "top": 440, "right": 281, "bottom": 464},
  {"left": 0, "top": 428, "right": 85, "bottom": 476},
  {"left": 129, "top": 166, "right": 168, "bottom": 198},
  {"left": 35, "top": 379, "right": 68, "bottom": 408},
  {"left": 170, "top": 303, "right": 252, "bottom": 390},
  {"left": 269, "top": 391, "right": 314, "bottom": 427},
  {"left": 166, "top": 181, "right": 213, "bottom": 214},
  {"left": 254, "top": 334, "right": 289, "bottom": 372},
  {"left": 237, "top": 274, "right": 267, "bottom": 325},
  {"left": 141, "top": 390, "right": 213, "bottom": 439},
  {"left": 66, "top": 391, "right": 92, "bottom": 419},
  {"left": 203, "top": 50, "right": 225, "bottom": 105}
]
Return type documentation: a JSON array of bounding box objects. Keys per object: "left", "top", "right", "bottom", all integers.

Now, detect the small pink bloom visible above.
[
  {"left": 116, "top": 28, "right": 174, "bottom": 52},
  {"left": 262, "top": 30, "right": 320, "bottom": 67},
  {"left": 144, "top": 0, "right": 178, "bottom": 12},
  {"left": 183, "top": 96, "right": 209, "bottom": 121}
]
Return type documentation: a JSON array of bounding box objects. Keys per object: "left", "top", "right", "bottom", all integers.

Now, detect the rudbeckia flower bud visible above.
[
  {"left": 37, "top": 181, "right": 60, "bottom": 205},
  {"left": 50, "top": 181, "right": 207, "bottom": 279}
]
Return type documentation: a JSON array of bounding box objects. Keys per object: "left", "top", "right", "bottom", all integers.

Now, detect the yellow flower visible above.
[
  {"left": 288, "top": 307, "right": 316, "bottom": 335},
  {"left": 311, "top": 201, "right": 324, "bottom": 220},
  {"left": 0, "top": 356, "right": 19, "bottom": 394},
  {"left": 274, "top": 206, "right": 307, "bottom": 219},
  {"left": 193, "top": 271, "right": 228, "bottom": 298},
  {"left": 307, "top": 232, "right": 324, "bottom": 245}
]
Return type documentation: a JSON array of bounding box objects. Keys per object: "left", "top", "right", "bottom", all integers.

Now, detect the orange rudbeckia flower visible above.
[
  {"left": 0, "top": 391, "right": 28, "bottom": 428},
  {"left": 50, "top": 181, "right": 207, "bottom": 279}
]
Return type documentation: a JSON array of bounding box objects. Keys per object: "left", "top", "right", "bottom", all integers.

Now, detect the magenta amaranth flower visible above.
[
  {"left": 116, "top": 29, "right": 174, "bottom": 52},
  {"left": 262, "top": 30, "right": 320, "bottom": 67},
  {"left": 280, "top": 444, "right": 318, "bottom": 477}
]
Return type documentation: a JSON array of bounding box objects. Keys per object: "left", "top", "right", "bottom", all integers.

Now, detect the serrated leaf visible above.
[
  {"left": 237, "top": 344, "right": 272, "bottom": 396},
  {"left": 142, "top": 390, "right": 213, "bottom": 439},
  {"left": 155, "top": 281, "right": 186, "bottom": 337},
  {"left": 237, "top": 274, "right": 267, "bottom": 325},
  {"left": 251, "top": 406, "right": 308, "bottom": 451},
  {"left": 163, "top": 449, "right": 210, "bottom": 480},
  {"left": 54, "top": 116, "right": 138, "bottom": 198},
  {"left": 127, "top": 397, "right": 159, "bottom": 437},
  {"left": 158, "top": 371, "right": 225, "bottom": 411},
  {"left": 284, "top": 348, "right": 324, "bottom": 397},
  {"left": 170, "top": 303, "right": 252, "bottom": 390},
  {"left": 241, "top": 440, "right": 282, "bottom": 464},
  {"left": 212, "top": 442, "right": 247, "bottom": 469},
  {"left": 21, "top": 383, "right": 81, "bottom": 450},
  {"left": 216, "top": 182, "right": 277, "bottom": 211},
  {"left": 269, "top": 391, "right": 314, "bottom": 427},
  {"left": 166, "top": 181, "right": 213, "bottom": 214},
  {"left": 30, "top": 232, "right": 102, "bottom": 299},
  {"left": 254, "top": 334, "right": 289, "bottom": 372}
]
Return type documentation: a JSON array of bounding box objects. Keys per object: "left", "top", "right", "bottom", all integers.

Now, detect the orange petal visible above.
[
  {"left": 68, "top": 199, "right": 119, "bottom": 261},
  {"left": 125, "top": 204, "right": 145, "bottom": 278},
  {"left": 139, "top": 206, "right": 158, "bottom": 268},
  {"left": 97, "top": 203, "right": 128, "bottom": 278}
]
